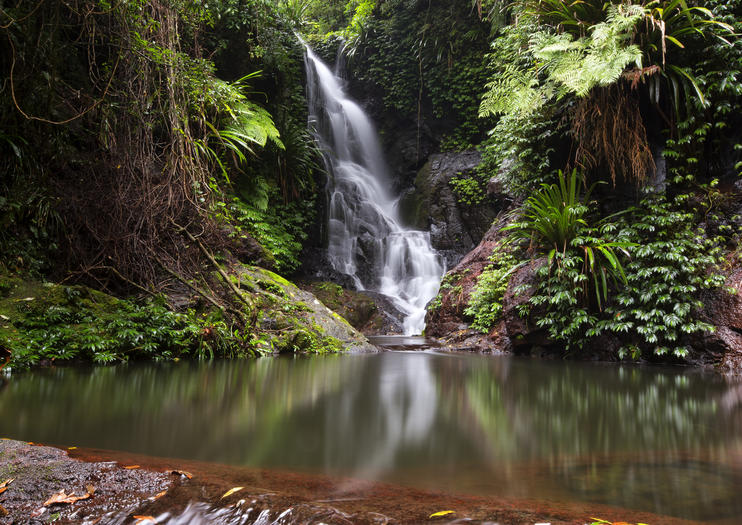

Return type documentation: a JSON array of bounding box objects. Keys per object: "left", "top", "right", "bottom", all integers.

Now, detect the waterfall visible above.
[{"left": 303, "top": 44, "right": 444, "bottom": 335}]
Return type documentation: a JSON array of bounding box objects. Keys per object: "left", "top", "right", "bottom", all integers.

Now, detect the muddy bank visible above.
[{"left": 0, "top": 439, "right": 701, "bottom": 524}]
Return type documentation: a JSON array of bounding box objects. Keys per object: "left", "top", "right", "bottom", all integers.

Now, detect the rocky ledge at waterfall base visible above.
[{"left": 0, "top": 439, "right": 690, "bottom": 525}]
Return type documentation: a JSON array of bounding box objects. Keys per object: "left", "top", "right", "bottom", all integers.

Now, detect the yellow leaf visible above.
[
  {"left": 429, "top": 510, "right": 455, "bottom": 518},
  {"left": 220, "top": 487, "right": 244, "bottom": 499},
  {"left": 44, "top": 490, "right": 91, "bottom": 506},
  {"left": 68, "top": 446, "right": 77, "bottom": 450},
  {"left": 123, "top": 465, "right": 140, "bottom": 469},
  {"left": 0, "top": 504, "right": 7, "bottom": 516},
  {"left": 133, "top": 515, "right": 157, "bottom": 523},
  {"left": 153, "top": 489, "right": 167, "bottom": 500}
]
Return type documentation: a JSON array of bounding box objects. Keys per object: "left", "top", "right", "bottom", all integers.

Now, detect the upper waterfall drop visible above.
[{"left": 303, "top": 44, "right": 444, "bottom": 335}]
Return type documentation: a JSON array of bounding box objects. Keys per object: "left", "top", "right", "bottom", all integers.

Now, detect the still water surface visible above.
[{"left": 3, "top": 352, "right": 742, "bottom": 521}]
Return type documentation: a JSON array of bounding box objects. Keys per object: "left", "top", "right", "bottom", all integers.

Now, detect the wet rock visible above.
[
  {"left": 435, "top": 326, "right": 506, "bottom": 353},
  {"left": 239, "top": 266, "right": 377, "bottom": 353},
  {"left": 425, "top": 215, "right": 510, "bottom": 343},
  {"left": 298, "top": 281, "right": 405, "bottom": 335},
  {"left": 406, "top": 151, "right": 507, "bottom": 268},
  {"left": 689, "top": 265, "right": 742, "bottom": 373},
  {"left": 500, "top": 258, "right": 550, "bottom": 352},
  {"left": 298, "top": 248, "right": 359, "bottom": 290},
  {"left": 0, "top": 440, "right": 172, "bottom": 524},
  {"left": 424, "top": 209, "right": 550, "bottom": 355}
]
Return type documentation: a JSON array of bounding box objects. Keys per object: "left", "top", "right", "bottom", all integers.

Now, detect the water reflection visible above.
[{"left": 2, "top": 353, "right": 742, "bottom": 520}]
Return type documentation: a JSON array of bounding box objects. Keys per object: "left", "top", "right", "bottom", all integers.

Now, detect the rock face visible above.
[
  {"left": 405, "top": 151, "right": 506, "bottom": 268},
  {"left": 690, "top": 265, "right": 742, "bottom": 373},
  {"left": 424, "top": 214, "right": 514, "bottom": 352},
  {"left": 500, "top": 258, "right": 549, "bottom": 352}
]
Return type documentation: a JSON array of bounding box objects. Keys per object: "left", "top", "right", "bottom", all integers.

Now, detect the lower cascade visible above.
[{"left": 303, "top": 45, "right": 444, "bottom": 335}]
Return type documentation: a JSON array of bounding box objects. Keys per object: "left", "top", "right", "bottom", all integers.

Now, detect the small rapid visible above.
[{"left": 303, "top": 44, "right": 444, "bottom": 335}]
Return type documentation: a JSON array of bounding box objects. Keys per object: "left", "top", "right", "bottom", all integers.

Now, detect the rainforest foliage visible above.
[{"left": 0, "top": 0, "right": 740, "bottom": 367}]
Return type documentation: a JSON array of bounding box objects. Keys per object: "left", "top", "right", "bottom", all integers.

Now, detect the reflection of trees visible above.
[
  {"left": 0, "top": 356, "right": 362, "bottom": 462},
  {"left": 458, "top": 359, "right": 742, "bottom": 464},
  {"left": 447, "top": 356, "right": 742, "bottom": 517},
  {"left": 3, "top": 352, "right": 742, "bottom": 517}
]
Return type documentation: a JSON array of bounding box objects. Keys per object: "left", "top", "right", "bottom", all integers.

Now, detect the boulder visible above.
[
  {"left": 298, "top": 281, "right": 405, "bottom": 335},
  {"left": 238, "top": 266, "right": 377, "bottom": 354},
  {"left": 405, "top": 151, "right": 507, "bottom": 268}
]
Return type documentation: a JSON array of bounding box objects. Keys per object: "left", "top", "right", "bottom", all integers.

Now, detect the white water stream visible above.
[{"left": 303, "top": 45, "right": 444, "bottom": 335}]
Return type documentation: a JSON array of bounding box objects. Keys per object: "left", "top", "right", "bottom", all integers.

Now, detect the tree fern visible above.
[{"left": 533, "top": 4, "right": 643, "bottom": 98}]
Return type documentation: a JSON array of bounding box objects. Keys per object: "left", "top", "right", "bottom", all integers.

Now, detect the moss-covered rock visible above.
[
  {"left": 299, "top": 281, "right": 394, "bottom": 334},
  {"left": 0, "top": 264, "right": 375, "bottom": 370},
  {"left": 237, "top": 266, "right": 376, "bottom": 354}
]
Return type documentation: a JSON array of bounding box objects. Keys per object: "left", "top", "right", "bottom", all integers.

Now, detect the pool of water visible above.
[{"left": 2, "top": 351, "right": 742, "bottom": 521}]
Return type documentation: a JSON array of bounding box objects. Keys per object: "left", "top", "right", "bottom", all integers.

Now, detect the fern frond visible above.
[
  {"left": 533, "top": 5, "right": 643, "bottom": 98},
  {"left": 479, "top": 64, "right": 543, "bottom": 117}
]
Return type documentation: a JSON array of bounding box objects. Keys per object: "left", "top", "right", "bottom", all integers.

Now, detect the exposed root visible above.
[{"left": 571, "top": 85, "right": 655, "bottom": 186}]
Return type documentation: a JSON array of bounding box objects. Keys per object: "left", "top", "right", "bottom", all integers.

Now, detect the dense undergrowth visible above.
[{"left": 426, "top": 0, "right": 741, "bottom": 361}]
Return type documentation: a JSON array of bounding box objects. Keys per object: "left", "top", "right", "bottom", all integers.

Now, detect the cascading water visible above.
[{"left": 303, "top": 44, "right": 444, "bottom": 335}]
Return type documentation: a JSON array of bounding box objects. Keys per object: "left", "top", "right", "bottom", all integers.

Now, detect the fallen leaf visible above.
[
  {"left": 68, "top": 446, "right": 77, "bottom": 450},
  {"left": 21, "top": 297, "right": 34, "bottom": 301},
  {"left": 220, "top": 487, "right": 244, "bottom": 499},
  {"left": 86, "top": 484, "right": 96, "bottom": 495},
  {"left": 123, "top": 465, "right": 140, "bottom": 469},
  {"left": 30, "top": 507, "right": 46, "bottom": 518},
  {"left": 429, "top": 510, "right": 455, "bottom": 518},
  {"left": 152, "top": 489, "right": 167, "bottom": 500},
  {"left": 169, "top": 470, "right": 192, "bottom": 479},
  {"left": 0, "top": 315, "right": 9, "bottom": 321},
  {"left": 44, "top": 489, "right": 91, "bottom": 506},
  {"left": 0, "top": 504, "right": 6, "bottom": 516},
  {"left": 0, "top": 488, "right": 6, "bottom": 495},
  {"left": 0, "top": 479, "right": 14, "bottom": 489},
  {"left": 133, "top": 516, "right": 157, "bottom": 523}
]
